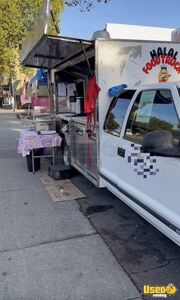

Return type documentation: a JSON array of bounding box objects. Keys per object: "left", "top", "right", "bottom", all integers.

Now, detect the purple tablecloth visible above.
[{"left": 18, "top": 130, "right": 62, "bottom": 157}]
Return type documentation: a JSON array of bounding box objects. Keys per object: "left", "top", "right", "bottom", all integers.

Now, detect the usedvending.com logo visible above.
[{"left": 143, "top": 283, "right": 177, "bottom": 298}]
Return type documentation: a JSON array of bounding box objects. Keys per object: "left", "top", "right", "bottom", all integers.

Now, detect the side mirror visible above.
[{"left": 142, "top": 130, "right": 174, "bottom": 156}]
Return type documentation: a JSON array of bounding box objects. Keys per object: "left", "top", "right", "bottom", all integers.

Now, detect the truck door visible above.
[
  {"left": 100, "top": 89, "right": 136, "bottom": 183},
  {"left": 100, "top": 86, "right": 180, "bottom": 244}
]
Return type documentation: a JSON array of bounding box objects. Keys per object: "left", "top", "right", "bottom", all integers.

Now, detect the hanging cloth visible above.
[
  {"left": 84, "top": 75, "right": 101, "bottom": 133},
  {"left": 84, "top": 76, "right": 101, "bottom": 167}
]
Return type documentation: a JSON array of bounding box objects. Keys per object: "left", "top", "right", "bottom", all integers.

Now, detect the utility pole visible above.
[{"left": 9, "top": 63, "right": 15, "bottom": 111}]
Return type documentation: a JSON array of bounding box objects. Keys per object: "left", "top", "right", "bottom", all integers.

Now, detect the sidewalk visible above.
[{"left": 0, "top": 112, "right": 141, "bottom": 300}]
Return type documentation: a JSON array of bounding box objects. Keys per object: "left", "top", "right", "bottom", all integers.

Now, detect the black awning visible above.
[{"left": 21, "top": 34, "right": 93, "bottom": 69}]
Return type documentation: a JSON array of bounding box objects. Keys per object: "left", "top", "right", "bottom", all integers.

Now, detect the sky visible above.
[{"left": 61, "top": 0, "right": 180, "bottom": 39}]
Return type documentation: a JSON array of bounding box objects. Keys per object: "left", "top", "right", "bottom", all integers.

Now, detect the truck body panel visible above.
[
  {"left": 100, "top": 82, "right": 180, "bottom": 246},
  {"left": 96, "top": 39, "right": 180, "bottom": 132}
]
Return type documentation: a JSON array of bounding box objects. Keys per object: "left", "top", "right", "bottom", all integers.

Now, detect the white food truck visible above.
[{"left": 21, "top": 0, "right": 180, "bottom": 246}]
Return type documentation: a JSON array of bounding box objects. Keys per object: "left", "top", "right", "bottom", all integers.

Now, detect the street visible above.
[{"left": 73, "top": 174, "right": 180, "bottom": 299}]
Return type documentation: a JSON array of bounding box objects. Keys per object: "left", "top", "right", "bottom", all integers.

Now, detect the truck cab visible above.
[{"left": 100, "top": 82, "right": 180, "bottom": 246}]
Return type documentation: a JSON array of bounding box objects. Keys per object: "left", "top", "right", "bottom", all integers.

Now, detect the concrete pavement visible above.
[{"left": 0, "top": 111, "right": 141, "bottom": 300}]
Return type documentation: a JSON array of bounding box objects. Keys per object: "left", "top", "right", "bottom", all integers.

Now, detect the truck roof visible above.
[
  {"left": 127, "top": 82, "right": 180, "bottom": 90},
  {"left": 106, "top": 23, "right": 174, "bottom": 41}
]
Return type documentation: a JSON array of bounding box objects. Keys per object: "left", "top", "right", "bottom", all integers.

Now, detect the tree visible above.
[
  {"left": 0, "top": 0, "right": 64, "bottom": 85},
  {"left": 0, "top": 0, "right": 24, "bottom": 82},
  {"left": 106, "top": 113, "right": 120, "bottom": 132},
  {"left": 0, "top": 0, "right": 110, "bottom": 85},
  {"left": 65, "top": 0, "right": 111, "bottom": 12},
  {"left": 20, "top": 0, "right": 64, "bottom": 35}
]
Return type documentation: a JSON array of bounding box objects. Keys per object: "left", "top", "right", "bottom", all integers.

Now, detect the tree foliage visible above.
[
  {"left": 0, "top": 0, "right": 110, "bottom": 85},
  {"left": 65, "top": 0, "right": 111, "bottom": 12},
  {"left": 0, "top": 0, "right": 64, "bottom": 84},
  {"left": 0, "top": 0, "right": 23, "bottom": 82}
]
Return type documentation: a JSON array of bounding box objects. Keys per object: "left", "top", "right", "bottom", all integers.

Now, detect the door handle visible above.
[{"left": 117, "top": 147, "right": 125, "bottom": 157}]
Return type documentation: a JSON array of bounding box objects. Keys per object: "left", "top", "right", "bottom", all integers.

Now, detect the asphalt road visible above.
[{"left": 71, "top": 173, "right": 180, "bottom": 300}]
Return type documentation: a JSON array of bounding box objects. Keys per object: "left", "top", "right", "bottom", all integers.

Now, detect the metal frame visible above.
[
  {"left": 32, "top": 147, "right": 55, "bottom": 174},
  {"left": 21, "top": 35, "right": 93, "bottom": 69}
]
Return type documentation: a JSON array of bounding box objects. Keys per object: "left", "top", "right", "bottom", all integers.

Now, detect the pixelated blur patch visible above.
[{"left": 127, "top": 144, "right": 159, "bottom": 178}]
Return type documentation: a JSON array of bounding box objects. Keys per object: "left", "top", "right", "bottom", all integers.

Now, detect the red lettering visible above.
[
  {"left": 142, "top": 66, "right": 149, "bottom": 74},
  {"left": 169, "top": 58, "right": 176, "bottom": 67},
  {"left": 161, "top": 55, "right": 166, "bottom": 64},
  {"left": 165, "top": 56, "right": 171, "bottom": 64},
  {"left": 151, "top": 58, "right": 157, "bottom": 67},
  {"left": 176, "top": 66, "right": 180, "bottom": 74},
  {"left": 143, "top": 57, "right": 180, "bottom": 75},
  {"left": 146, "top": 62, "right": 152, "bottom": 71},
  {"left": 174, "top": 62, "right": 180, "bottom": 71},
  {"left": 156, "top": 57, "right": 160, "bottom": 65}
]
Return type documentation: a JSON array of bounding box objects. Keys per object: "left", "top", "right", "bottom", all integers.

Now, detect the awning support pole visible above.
[
  {"left": 50, "top": 8, "right": 60, "bottom": 35},
  {"left": 80, "top": 40, "right": 93, "bottom": 76}
]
